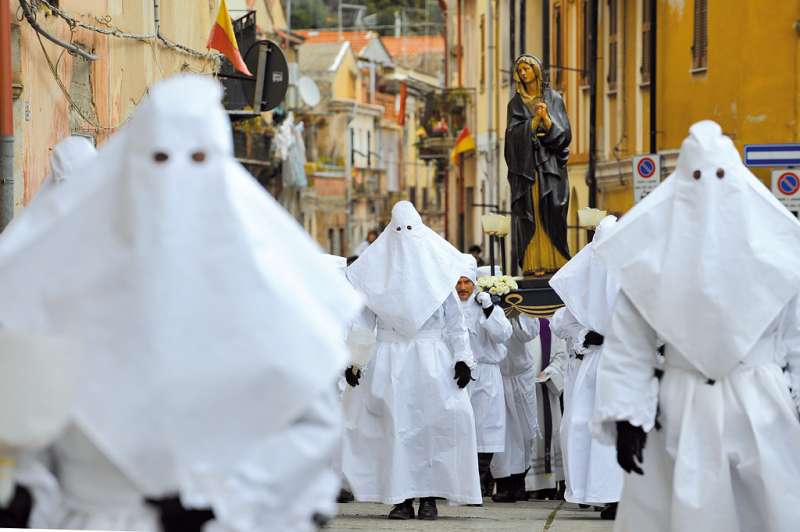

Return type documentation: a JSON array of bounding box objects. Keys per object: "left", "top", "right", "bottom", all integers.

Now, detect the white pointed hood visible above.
[
  {"left": 0, "top": 74, "right": 362, "bottom": 496},
  {"left": 595, "top": 120, "right": 800, "bottom": 379},
  {"left": 347, "top": 201, "right": 464, "bottom": 336},
  {"left": 549, "top": 215, "right": 620, "bottom": 335}
]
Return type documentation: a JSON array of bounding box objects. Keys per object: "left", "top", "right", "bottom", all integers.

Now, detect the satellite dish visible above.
[
  {"left": 242, "top": 40, "right": 289, "bottom": 112},
  {"left": 297, "top": 76, "right": 321, "bottom": 108}
]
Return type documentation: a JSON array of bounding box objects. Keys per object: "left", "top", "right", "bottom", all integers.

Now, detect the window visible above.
[
  {"left": 553, "top": 4, "right": 563, "bottom": 88},
  {"left": 607, "top": 0, "right": 618, "bottom": 91},
  {"left": 480, "top": 15, "right": 486, "bottom": 92},
  {"left": 409, "top": 186, "right": 417, "bottom": 207},
  {"left": 692, "top": 0, "right": 708, "bottom": 70},
  {"left": 581, "top": 0, "right": 590, "bottom": 85},
  {"left": 641, "top": 0, "right": 652, "bottom": 83},
  {"left": 328, "top": 228, "right": 335, "bottom": 254}
]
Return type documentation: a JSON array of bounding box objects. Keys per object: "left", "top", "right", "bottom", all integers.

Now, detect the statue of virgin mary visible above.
[{"left": 505, "top": 54, "right": 572, "bottom": 275}]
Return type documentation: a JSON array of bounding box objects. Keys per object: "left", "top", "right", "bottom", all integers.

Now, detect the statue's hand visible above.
[{"left": 534, "top": 101, "right": 549, "bottom": 119}]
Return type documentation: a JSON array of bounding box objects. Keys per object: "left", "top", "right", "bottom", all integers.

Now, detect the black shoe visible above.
[
  {"left": 388, "top": 499, "right": 415, "bottom": 520},
  {"left": 478, "top": 453, "right": 494, "bottom": 497},
  {"left": 417, "top": 498, "right": 438, "bottom": 520},
  {"left": 600, "top": 503, "right": 618, "bottom": 520},
  {"left": 511, "top": 473, "right": 528, "bottom": 501},
  {"left": 531, "top": 488, "right": 557, "bottom": 500},
  {"left": 491, "top": 477, "right": 517, "bottom": 503},
  {"left": 554, "top": 481, "right": 566, "bottom": 501},
  {"left": 336, "top": 489, "right": 354, "bottom": 503}
]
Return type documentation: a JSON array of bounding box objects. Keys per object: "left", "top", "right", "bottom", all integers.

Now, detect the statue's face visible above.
[{"left": 517, "top": 62, "right": 536, "bottom": 84}]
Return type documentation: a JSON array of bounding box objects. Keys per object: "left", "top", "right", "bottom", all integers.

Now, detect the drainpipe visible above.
[
  {"left": 487, "top": 0, "right": 494, "bottom": 207},
  {"left": 542, "top": 0, "right": 550, "bottom": 75},
  {"left": 587, "top": 0, "right": 598, "bottom": 209},
  {"left": 519, "top": 0, "right": 525, "bottom": 52},
  {"left": 493, "top": 0, "right": 500, "bottom": 212},
  {"left": 437, "top": 0, "right": 448, "bottom": 87},
  {"left": 649, "top": 0, "right": 657, "bottom": 154},
  {"left": 0, "top": 0, "right": 14, "bottom": 230},
  {"left": 509, "top": 0, "right": 515, "bottom": 68},
  {"left": 457, "top": 0, "right": 463, "bottom": 87}
]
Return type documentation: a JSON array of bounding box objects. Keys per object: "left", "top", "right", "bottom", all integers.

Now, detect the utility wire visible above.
[{"left": 23, "top": 0, "right": 219, "bottom": 63}]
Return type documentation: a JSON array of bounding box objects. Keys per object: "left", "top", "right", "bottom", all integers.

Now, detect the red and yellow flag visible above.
[
  {"left": 451, "top": 126, "right": 476, "bottom": 163},
  {"left": 207, "top": 0, "right": 253, "bottom": 76}
]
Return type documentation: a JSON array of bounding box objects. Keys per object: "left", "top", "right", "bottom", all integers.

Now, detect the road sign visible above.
[
  {"left": 745, "top": 144, "right": 800, "bottom": 167},
  {"left": 771, "top": 169, "right": 800, "bottom": 211},
  {"left": 632, "top": 155, "right": 660, "bottom": 203}
]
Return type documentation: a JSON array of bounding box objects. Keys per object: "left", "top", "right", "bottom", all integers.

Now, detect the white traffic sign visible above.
[
  {"left": 745, "top": 144, "right": 800, "bottom": 167},
  {"left": 771, "top": 169, "right": 800, "bottom": 211},
  {"left": 632, "top": 154, "right": 660, "bottom": 203}
]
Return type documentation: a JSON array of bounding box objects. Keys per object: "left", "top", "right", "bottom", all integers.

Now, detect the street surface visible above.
[{"left": 330, "top": 500, "right": 615, "bottom": 531}]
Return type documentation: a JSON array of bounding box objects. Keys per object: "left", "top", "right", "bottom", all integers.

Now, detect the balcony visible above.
[{"left": 416, "top": 88, "right": 474, "bottom": 160}]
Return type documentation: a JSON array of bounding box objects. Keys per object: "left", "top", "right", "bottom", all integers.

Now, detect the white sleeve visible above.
[
  {"left": 590, "top": 292, "right": 660, "bottom": 445},
  {"left": 543, "top": 336, "right": 568, "bottom": 394},
  {"left": 346, "top": 306, "right": 377, "bottom": 368},
  {"left": 205, "top": 389, "right": 342, "bottom": 532},
  {"left": 511, "top": 314, "right": 540, "bottom": 343},
  {"left": 780, "top": 296, "right": 800, "bottom": 414},
  {"left": 550, "top": 307, "right": 583, "bottom": 340},
  {"left": 13, "top": 450, "right": 60, "bottom": 529},
  {"left": 444, "top": 292, "right": 476, "bottom": 368},
  {"left": 480, "top": 306, "right": 513, "bottom": 347}
]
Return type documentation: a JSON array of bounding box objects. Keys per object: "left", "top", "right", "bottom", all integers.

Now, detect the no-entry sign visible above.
[
  {"left": 772, "top": 169, "right": 800, "bottom": 211},
  {"left": 632, "top": 155, "right": 661, "bottom": 203}
]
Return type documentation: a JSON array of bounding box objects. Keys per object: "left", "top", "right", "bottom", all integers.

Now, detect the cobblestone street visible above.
[{"left": 330, "top": 500, "right": 616, "bottom": 531}]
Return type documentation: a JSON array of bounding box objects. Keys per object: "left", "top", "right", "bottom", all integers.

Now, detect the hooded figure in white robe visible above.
[
  {"left": 456, "top": 257, "right": 513, "bottom": 496},
  {"left": 39, "top": 136, "right": 96, "bottom": 193},
  {"left": 342, "top": 201, "right": 481, "bottom": 520},
  {"left": 490, "top": 308, "right": 541, "bottom": 502},
  {"left": 592, "top": 120, "right": 800, "bottom": 532},
  {"left": 524, "top": 317, "right": 568, "bottom": 497},
  {"left": 0, "top": 74, "right": 361, "bottom": 532},
  {"left": 549, "top": 216, "right": 624, "bottom": 512}
]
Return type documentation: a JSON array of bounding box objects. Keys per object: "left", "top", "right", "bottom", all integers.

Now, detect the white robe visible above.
[
  {"left": 491, "top": 315, "right": 540, "bottom": 479},
  {"left": 557, "top": 308, "right": 623, "bottom": 505},
  {"left": 525, "top": 319, "right": 568, "bottom": 491},
  {"left": 461, "top": 299, "right": 513, "bottom": 453},
  {"left": 593, "top": 293, "right": 800, "bottom": 532},
  {"left": 341, "top": 292, "right": 481, "bottom": 505},
  {"left": 551, "top": 309, "right": 585, "bottom": 500},
  {"left": 15, "top": 392, "right": 341, "bottom": 532}
]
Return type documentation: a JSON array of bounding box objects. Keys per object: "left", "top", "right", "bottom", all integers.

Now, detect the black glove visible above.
[
  {"left": 0, "top": 484, "right": 33, "bottom": 528},
  {"left": 616, "top": 421, "right": 647, "bottom": 475},
  {"left": 344, "top": 366, "right": 361, "bottom": 387},
  {"left": 454, "top": 361, "right": 474, "bottom": 389},
  {"left": 146, "top": 495, "right": 215, "bottom": 532},
  {"left": 583, "top": 330, "right": 605, "bottom": 348}
]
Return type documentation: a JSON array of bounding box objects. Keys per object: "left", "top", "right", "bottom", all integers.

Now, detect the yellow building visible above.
[
  {"left": 8, "top": 0, "right": 295, "bottom": 215},
  {"left": 552, "top": 0, "right": 800, "bottom": 217},
  {"left": 9, "top": 0, "right": 217, "bottom": 212}
]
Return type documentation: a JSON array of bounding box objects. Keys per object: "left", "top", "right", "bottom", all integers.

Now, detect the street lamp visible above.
[{"left": 481, "top": 213, "right": 511, "bottom": 276}]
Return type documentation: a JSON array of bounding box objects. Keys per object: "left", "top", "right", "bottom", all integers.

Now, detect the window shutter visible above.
[
  {"left": 641, "top": 0, "right": 652, "bottom": 83},
  {"left": 692, "top": 0, "right": 708, "bottom": 70},
  {"left": 607, "top": 0, "right": 618, "bottom": 90},
  {"left": 582, "top": 0, "right": 590, "bottom": 84}
]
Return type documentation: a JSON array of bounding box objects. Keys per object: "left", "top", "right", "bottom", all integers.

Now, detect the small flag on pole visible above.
[
  {"left": 451, "top": 126, "right": 476, "bottom": 163},
  {"left": 207, "top": 0, "right": 253, "bottom": 76}
]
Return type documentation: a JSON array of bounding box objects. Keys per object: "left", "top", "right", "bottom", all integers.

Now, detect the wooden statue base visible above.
[{"left": 499, "top": 274, "right": 564, "bottom": 318}]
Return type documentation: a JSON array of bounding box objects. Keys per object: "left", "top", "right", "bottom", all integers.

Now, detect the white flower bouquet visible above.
[{"left": 476, "top": 274, "right": 519, "bottom": 297}]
